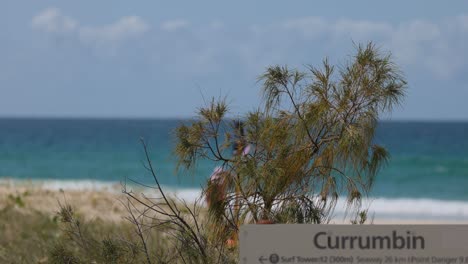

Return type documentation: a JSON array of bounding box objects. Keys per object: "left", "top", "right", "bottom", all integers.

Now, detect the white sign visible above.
[{"left": 240, "top": 225, "right": 468, "bottom": 264}]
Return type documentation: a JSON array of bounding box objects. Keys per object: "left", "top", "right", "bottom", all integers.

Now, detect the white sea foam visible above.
[
  {"left": 332, "top": 197, "right": 468, "bottom": 220},
  {"left": 261, "top": 197, "right": 468, "bottom": 221},
  {"left": 2, "top": 179, "right": 468, "bottom": 220},
  {"left": 0, "top": 178, "right": 203, "bottom": 200},
  {"left": 0, "top": 178, "right": 122, "bottom": 192}
]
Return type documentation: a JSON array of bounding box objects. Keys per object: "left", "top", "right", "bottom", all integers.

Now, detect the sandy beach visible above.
[
  {"left": 1, "top": 180, "right": 467, "bottom": 225},
  {"left": 1, "top": 180, "right": 467, "bottom": 262},
  {"left": 0, "top": 184, "right": 125, "bottom": 222}
]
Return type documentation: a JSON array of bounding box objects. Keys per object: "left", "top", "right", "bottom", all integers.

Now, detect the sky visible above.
[{"left": 1, "top": 1, "right": 468, "bottom": 120}]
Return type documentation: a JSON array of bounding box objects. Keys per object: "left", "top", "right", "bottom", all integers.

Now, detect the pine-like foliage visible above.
[
  {"left": 51, "top": 43, "right": 406, "bottom": 263},
  {"left": 175, "top": 43, "right": 406, "bottom": 231}
]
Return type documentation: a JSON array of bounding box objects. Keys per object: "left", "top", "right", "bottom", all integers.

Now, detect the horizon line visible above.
[{"left": 0, "top": 115, "right": 468, "bottom": 123}]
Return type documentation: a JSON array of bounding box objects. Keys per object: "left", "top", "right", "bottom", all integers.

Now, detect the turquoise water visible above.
[{"left": 1, "top": 118, "right": 468, "bottom": 202}]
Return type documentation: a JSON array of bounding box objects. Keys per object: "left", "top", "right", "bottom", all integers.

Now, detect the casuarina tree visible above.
[
  {"left": 175, "top": 42, "right": 406, "bottom": 242},
  {"left": 62, "top": 42, "right": 407, "bottom": 263}
]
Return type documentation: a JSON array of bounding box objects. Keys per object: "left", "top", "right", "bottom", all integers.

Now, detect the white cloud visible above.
[
  {"left": 276, "top": 16, "right": 468, "bottom": 79},
  {"left": 32, "top": 8, "right": 149, "bottom": 46},
  {"left": 161, "top": 19, "right": 189, "bottom": 32},
  {"left": 209, "top": 20, "right": 224, "bottom": 30},
  {"left": 395, "top": 20, "right": 440, "bottom": 42},
  {"left": 280, "top": 17, "right": 392, "bottom": 39},
  {"left": 79, "top": 16, "right": 149, "bottom": 44},
  {"left": 456, "top": 15, "right": 468, "bottom": 32},
  {"left": 281, "top": 17, "right": 327, "bottom": 37},
  {"left": 333, "top": 19, "right": 392, "bottom": 38},
  {"left": 31, "top": 8, "right": 468, "bottom": 79},
  {"left": 389, "top": 20, "right": 440, "bottom": 64},
  {"left": 31, "top": 7, "right": 77, "bottom": 33}
]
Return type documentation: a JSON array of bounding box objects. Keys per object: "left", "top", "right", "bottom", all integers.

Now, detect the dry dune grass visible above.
[
  {"left": 0, "top": 184, "right": 169, "bottom": 263},
  {"left": 0, "top": 184, "right": 126, "bottom": 222}
]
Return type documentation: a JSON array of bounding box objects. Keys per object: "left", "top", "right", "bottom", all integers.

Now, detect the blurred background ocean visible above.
[{"left": 1, "top": 118, "right": 468, "bottom": 220}]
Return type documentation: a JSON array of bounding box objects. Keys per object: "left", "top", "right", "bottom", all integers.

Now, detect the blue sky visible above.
[{"left": 1, "top": 1, "right": 468, "bottom": 120}]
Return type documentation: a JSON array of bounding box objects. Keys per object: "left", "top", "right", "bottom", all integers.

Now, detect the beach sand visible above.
[
  {"left": 0, "top": 180, "right": 467, "bottom": 225},
  {"left": 1, "top": 180, "right": 467, "bottom": 262},
  {"left": 0, "top": 183, "right": 127, "bottom": 222},
  {"left": 0, "top": 181, "right": 148, "bottom": 262}
]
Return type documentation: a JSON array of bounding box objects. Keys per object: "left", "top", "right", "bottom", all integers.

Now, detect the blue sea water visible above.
[{"left": 1, "top": 118, "right": 468, "bottom": 219}]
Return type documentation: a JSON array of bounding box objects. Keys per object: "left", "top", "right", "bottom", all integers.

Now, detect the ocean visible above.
[{"left": 1, "top": 118, "right": 468, "bottom": 220}]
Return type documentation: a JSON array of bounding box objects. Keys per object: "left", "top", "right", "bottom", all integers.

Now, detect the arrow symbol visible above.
[{"left": 259, "top": 256, "right": 268, "bottom": 264}]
